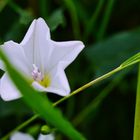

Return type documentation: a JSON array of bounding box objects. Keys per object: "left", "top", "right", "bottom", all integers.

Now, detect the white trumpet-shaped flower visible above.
[
  {"left": 11, "top": 132, "right": 54, "bottom": 140},
  {"left": 0, "top": 18, "right": 84, "bottom": 101}
]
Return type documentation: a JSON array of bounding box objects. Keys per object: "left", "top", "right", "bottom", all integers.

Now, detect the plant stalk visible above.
[{"left": 133, "top": 63, "right": 140, "bottom": 140}]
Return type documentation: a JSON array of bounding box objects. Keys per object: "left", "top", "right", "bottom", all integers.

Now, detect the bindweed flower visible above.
[
  {"left": 0, "top": 18, "right": 84, "bottom": 101},
  {"left": 11, "top": 132, "right": 54, "bottom": 140}
]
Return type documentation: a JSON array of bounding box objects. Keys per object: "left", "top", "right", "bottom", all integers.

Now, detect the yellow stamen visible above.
[{"left": 39, "top": 75, "right": 51, "bottom": 87}]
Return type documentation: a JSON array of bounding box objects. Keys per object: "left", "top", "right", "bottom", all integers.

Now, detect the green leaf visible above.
[
  {"left": 47, "top": 9, "right": 66, "bottom": 31},
  {"left": 85, "top": 28, "right": 140, "bottom": 76},
  {"left": 120, "top": 52, "right": 140, "bottom": 68},
  {"left": 0, "top": 50, "right": 86, "bottom": 140}
]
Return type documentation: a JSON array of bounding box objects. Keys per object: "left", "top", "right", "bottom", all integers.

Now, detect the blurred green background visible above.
[{"left": 0, "top": 0, "right": 140, "bottom": 139}]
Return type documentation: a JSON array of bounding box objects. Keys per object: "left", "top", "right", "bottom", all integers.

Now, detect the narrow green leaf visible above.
[
  {"left": 0, "top": 50, "right": 86, "bottom": 140},
  {"left": 120, "top": 52, "right": 140, "bottom": 68},
  {"left": 63, "top": 0, "right": 81, "bottom": 39},
  {"left": 47, "top": 9, "right": 66, "bottom": 31},
  {"left": 97, "top": 0, "right": 115, "bottom": 40},
  {"left": 0, "top": 0, "right": 9, "bottom": 12},
  {"left": 133, "top": 63, "right": 140, "bottom": 140},
  {"left": 73, "top": 1, "right": 88, "bottom": 26},
  {"left": 84, "top": 0, "right": 104, "bottom": 40}
]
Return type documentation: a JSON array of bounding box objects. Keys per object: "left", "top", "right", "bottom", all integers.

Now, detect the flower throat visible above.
[{"left": 31, "top": 64, "right": 50, "bottom": 87}]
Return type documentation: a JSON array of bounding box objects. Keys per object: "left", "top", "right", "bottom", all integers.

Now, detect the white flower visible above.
[
  {"left": 11, "top": 132, "right": 54, "bottom": 140},
  {"left": 0, "top": 18, "right": 84, "bottom": 101}
]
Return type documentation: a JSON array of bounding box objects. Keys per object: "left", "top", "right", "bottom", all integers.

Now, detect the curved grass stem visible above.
[
  {"left": 133, "top": 63, "right": 140, "bottom": 140},
  {"left": 63, "top": 0, "right": 81, "bottom": 39}
]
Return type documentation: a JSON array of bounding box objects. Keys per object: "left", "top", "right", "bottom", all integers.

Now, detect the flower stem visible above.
[
  {"left": 72, "top": 71, "right": 127, "bottom": 126},
  {"left": 54, "top": 66, "right": 121, "bottom": 106},
  {"left": 133, "top": 63, "right": 140, "bottom": 140}
]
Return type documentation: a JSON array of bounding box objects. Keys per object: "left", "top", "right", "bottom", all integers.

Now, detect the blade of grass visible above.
[
  {"left": 63, "top": 0, "right": 81, "bottom": 39},
  {"left": 73, "top": 1, "right": 88, "bottom": 27},
  {"left": 84, "top": 0, "right": 104, "bottom": 41},
  {"left": 0, "top": 50, "right": 86, "bottom": 140},
  {"left": 120, "top": 52, "right": 140, "bottom": 69},
  {"left": 0, "top": 0, "right": 10, "bottom": 12},
  {"left": 97, "top": 0, "right": 115, "bottom": 41},
  {"left": 73, "top": 70, "right": 128, "bottom": 126},
  {"left": 133, "top": 63, "right": 140, "bottom": 140}
]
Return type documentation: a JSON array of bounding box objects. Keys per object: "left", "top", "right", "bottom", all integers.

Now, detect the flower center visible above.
[
  {"left": 32, "top": 64, "right": 43, "bottom": 81},
  {"left": 31, "top": 64, "right": 50, "bottom": 87}
]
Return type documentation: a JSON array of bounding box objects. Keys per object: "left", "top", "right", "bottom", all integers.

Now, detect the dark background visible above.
[{"left": 0, "top": 0, "right": 140, "bottom": 139}]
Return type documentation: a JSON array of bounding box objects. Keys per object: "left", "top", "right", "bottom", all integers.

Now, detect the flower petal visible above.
[
  {"left": 20, "top": 19, "right": 36, "bottom": 64},
  {"left": 32, "top": 62, "right": 70, "bottom": 96},
  {"left": 1, "top": 41, "right": 32, "bottom": 78},
  {"left": 11, "top": 132, "right": 34, "bottom": 140},
  {"left": 0, "top": 73, "right": 21, "bottom": 101},
  {"left": 47, "top": 40, "right": 84, "bottom": 71},
  {"left": 47, "top": 62, "right": 70, "bottom": 96},
  {"left": 38, "top": 133, "right": 55, "bottom": 140},
  {"left": 20, "top": 18, "right": 52, "bottom": 73}
]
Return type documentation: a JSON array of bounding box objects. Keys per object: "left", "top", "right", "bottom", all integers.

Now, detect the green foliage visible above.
[
  {"left": 47, "top": 9, "right": 66, "bottom": 31},
  {"left": 0, "top": 0, "right": 140, "bottom": 140},
  {"left": 86, "top": 28, "right": 140, "bottom": 75}
]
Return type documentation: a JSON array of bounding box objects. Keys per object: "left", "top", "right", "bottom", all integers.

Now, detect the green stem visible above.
[
  {"left": 73, "top": 70, "right": 128, "bottom": 126},
  {"left": 54, "top": 66, "right": 121, "bottom": 106},
  {"left": 97, "top": 0, "right": 115, "bottom": 41},
  {"left": 133, "top": 63, "right": 140, "bottom": 140}
]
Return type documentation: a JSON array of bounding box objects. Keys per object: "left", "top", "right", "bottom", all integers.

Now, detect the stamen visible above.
[
  {"left": 32, "top": 64, "right": 43, "bottom": 81},
  {"left": 31, "top": 64, "right": 50, "bottom": 87}
]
